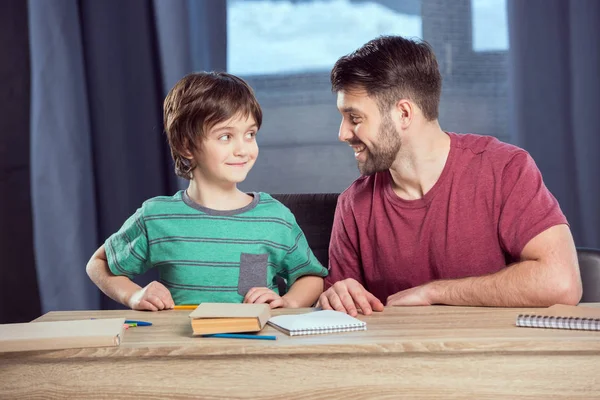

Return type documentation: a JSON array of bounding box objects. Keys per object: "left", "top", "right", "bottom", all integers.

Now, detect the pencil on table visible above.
[{"left": 173, "top": 305, "right": 198, "bottom": 310}]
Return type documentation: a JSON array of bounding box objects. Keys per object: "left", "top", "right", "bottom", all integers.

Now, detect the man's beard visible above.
[{"left": 356, "top": 115, "right": 401, "bottom": 176}]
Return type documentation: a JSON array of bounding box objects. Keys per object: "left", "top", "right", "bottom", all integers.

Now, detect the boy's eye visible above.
[
  {"left": 218, "top": 134, "right": 231, "bottom": 141},
  {"left": 245, "top": 131, "right": 257, "bottom": 139}
]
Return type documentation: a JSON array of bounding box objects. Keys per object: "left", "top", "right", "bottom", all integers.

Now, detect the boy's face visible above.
[{"left": 190, "top": 114, "right": 259, "bottom": 185}]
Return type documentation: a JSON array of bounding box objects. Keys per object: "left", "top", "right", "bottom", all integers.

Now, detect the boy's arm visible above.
[
  {"left": 86, "top": 245, "right": 174, "bottom": 310},
  {"left": 244, "top": 275, "right": 323, "bottom": 308},
  {"left": 282, "top": 275, "right": 324, "bottom": 308}
]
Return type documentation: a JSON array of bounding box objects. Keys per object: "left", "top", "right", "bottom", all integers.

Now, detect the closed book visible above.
[
  {"left": 0, "top": 318, "right": 126, "bottom": 353},
  {"left": 189, "top": 303, "right": 271, "bottom": 335},
  {"left": 516, "top": 304, "right": 600, "bottom": 331},
  {"left": 267, "top": 310, "right": 367, "bottom": 336}
]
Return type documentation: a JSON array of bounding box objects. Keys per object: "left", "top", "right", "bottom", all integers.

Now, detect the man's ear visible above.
[{"left": 394, "top": 99, "right": 413, "bottom": 129}]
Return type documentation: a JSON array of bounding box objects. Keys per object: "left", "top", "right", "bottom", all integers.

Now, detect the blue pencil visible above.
[
  {"left": 124, "top": 320, "right": 152, "bottom": 326},
  {"left": 202, "top": 333, "right": 277, "bottom": 340}
]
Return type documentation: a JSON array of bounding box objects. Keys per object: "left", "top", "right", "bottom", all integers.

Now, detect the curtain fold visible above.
[{"left": 29, "top": 0, "right": 100, "bottom": 312}]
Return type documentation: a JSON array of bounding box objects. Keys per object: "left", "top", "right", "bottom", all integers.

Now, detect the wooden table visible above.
[{"left": 1, "top": 305, "right": 599, "bottom": 399}]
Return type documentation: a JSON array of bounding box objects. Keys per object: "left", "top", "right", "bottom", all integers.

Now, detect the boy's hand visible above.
[
  {"left": 127, "top": 281, "right": 175, "bottom": 311},
  {"left": 243, "top": 287, "right": 291, "bottom": 309}
]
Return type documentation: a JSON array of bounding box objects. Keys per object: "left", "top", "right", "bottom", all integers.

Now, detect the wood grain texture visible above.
[{"left": 1, "top": 305, "right": 599, "bottom": 398}]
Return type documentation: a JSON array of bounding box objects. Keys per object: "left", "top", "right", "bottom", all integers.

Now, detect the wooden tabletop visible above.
[{"left": 20, "top": 304, "right": 600, "bottom": 359}]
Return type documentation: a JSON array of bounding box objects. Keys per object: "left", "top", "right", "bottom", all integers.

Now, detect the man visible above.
[{"left": 319, "top": 36, "right": 582, "bottom": 316}]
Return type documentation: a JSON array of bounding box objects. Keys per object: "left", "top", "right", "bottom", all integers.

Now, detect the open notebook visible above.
[
  {"left": 267, "top": 310, "right": 366, "bottom": 336},
  {"left": 0, "top": 318, "right": 126, "bottom": 353},
  {"left": 516, "top": 304, "right": 600, "bottom": 331}
]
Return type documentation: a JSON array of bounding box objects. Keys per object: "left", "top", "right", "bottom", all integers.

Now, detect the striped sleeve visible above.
[
  {"left": 104, "top": 207, "right": 151, "bottom": 278},
  {"left": 280, "top": 215, "right": 328, "bottom": 288}
]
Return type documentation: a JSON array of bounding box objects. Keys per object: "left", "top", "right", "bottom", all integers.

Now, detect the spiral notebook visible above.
[
  {"left": 267, "top": 310, "right": 367, "bottom": 336},
  {"left": 516, "top": 304, "right": 600, "bottom": 331}
]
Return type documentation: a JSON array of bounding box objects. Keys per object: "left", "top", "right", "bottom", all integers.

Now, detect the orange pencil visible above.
[{"left": 173, "top": 305, "right": 198, "bottom": 310}]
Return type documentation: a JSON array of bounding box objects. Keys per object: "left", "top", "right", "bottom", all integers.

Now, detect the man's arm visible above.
[
  {"left": 387, "top": 224, "right": 583, "bottom": 307},
  {"left": 319, "top": 196, "right": 384, "bottom": 316}
]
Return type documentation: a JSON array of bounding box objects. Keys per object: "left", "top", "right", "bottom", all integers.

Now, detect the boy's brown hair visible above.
[{"left": 163, "top": 72, "right": 263, "bottom": 179}]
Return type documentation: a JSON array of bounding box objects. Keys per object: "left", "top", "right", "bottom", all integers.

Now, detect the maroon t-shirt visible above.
[{"left": 326, "top": 133, "right": 568, "bottom": 303}]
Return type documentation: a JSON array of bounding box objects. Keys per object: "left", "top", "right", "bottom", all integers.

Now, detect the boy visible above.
[{"left": 86, "top": 72, "right": 327, "bottom": 311}]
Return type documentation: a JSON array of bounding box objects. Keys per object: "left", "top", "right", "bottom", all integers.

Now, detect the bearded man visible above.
[{"left": 319, "top": 36, "right": 582, "bottom": 316}]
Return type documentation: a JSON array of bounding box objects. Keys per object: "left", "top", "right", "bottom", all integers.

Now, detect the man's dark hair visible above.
[{"left": 331, "top": 35, "right": 442, "bottom": 120}]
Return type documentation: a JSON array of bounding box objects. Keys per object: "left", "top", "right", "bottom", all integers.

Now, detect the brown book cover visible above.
[
  {"left": 189, "top": 303, "right": 271, "bottom": 335},
  {"left": 0, "top": 318, "right": 126, "bottom": 353},
  {"left": 516, "top": 304, "right": 600, "bottom": 331}
]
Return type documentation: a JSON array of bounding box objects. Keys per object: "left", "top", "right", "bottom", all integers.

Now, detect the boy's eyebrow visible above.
[{"left": 211, "top": 123, "right": 258, "bottom": 133}]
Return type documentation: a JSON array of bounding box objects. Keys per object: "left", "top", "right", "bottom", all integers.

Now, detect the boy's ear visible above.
[
  {"left": 180, "top": 137, "right": 197, "bottom": 159},
  {"left": 181, "top": 148, "right": 194, "bottom": 159}
]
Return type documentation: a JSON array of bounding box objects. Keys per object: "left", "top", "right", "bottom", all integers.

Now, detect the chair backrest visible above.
[
  {"left": 577, "top": 248, "right": 600, "bottom": 302},
  {"left": 272, "top": 193, "right": 339, "bottom": 268},
  {"left": 272, "top": 193, "right": 339, "bottom": 295}
]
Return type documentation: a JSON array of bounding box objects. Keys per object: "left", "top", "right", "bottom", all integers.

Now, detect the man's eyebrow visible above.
[{"left": 341, "top": 107, "right": 361, "bottom": 114}]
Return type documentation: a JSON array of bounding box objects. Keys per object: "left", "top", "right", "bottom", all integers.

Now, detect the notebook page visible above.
[
  {"left": 532, "top": 304, "right": 600, "bottom": 318},
  {"left": 267, "top": 310, "right": 366, "bottom": 334}
]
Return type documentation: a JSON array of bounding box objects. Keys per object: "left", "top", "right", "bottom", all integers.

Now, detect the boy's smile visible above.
[{"left": 226, "top": 161, "right": 250, "bottom": 167}]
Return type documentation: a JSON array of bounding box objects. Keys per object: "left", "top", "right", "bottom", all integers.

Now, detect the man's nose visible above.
[{"left": 338, "top": 120, "right": 353, "bottom": 143}]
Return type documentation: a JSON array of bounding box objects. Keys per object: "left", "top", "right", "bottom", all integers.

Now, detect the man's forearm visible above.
[
  {"left": 427, "top": 259, "right": 581, "bottom": 307},
  {"left": 283, "top": 275, "right": 324, "bottom": 307}
]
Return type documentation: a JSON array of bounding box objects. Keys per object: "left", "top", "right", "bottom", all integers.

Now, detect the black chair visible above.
[
  {"left": 577, "top": 248, "right": 600, "bottom": 302},
  {"left": 272, "top": 193, "right": 339, "bottom": 294}
]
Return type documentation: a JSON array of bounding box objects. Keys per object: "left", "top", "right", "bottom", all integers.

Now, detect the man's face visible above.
[{"left": 336, "top": 90, "right": 401, "bottom": 175}]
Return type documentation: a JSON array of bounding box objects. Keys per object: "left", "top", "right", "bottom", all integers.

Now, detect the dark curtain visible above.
[
  {"left": 0, "top": 0, "right": 41, "bottom": 323},
  {"left": 27, "top": 0, "right": 225, "bottom": 313},
  {"left": 508, "top": 0, "right": 600, "bottom": 249}
]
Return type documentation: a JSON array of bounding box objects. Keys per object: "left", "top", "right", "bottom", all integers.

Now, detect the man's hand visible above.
[
  {"left": 317, "top": 278, "right": 384, "bottom": 317},
  {"left": 244, "top": 287, "right": 290, "bottom": 308},
  {"left": 127, "top": 281, "right": 175, "bottom": 311},
  {"left": 386, "top": 284, "right": 433, "bottom": 306}
]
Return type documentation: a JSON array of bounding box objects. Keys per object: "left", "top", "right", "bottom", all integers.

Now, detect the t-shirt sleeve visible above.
[
  {"left": 325, "top": 194, "right": 365, "bottom": 289},
  {"left": 498, "top": 151, "right": 568, "bottom": 259},
  {"left": 104, "top": 207, "right": 151, "bottom": 278},
  {"left": 280, "top": 215, "right": 328, "bottom": 288}
]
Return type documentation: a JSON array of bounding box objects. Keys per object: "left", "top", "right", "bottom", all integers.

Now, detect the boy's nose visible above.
[{"left": 233, "top": 139, "right": 249, "bottom": 156}]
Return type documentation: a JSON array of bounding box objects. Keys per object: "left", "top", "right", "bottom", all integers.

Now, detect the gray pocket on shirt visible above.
[{"left": 237, "top": 253, "right": 269, "bottom": 296}]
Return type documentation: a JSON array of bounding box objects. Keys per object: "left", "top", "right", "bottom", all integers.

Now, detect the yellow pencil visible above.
[{"left": 173, "top": 305, "right": 198, "bottom": 310}]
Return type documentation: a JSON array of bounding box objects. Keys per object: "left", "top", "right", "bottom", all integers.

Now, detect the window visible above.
[
  {"left": 471, "top": 0, "right": 508, "bottom": 52},
  {"left": 219, "top": 0, "right": 510, "bottom": 193},
  {"left": 228, "top": 0, "right": 422, "bottom": 75}
]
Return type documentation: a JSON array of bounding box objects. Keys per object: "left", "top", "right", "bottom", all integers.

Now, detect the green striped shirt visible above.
[{"left": 105, "top": 191, "right": 328, "bottom": 305}]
